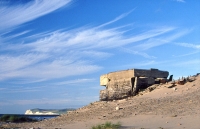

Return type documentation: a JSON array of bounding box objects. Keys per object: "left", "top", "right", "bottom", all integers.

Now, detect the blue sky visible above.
[{"left": 0, "top": 0, "right": 200, "bottom": 114}]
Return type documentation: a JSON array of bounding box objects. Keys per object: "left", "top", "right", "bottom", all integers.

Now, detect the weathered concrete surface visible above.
[
  {"left": 100, "top": 68, "right": 168, "bottom": 86},
  {"left": 133, "top": 68, "right": 168, "bottom": 78},
  {"left": 100, "top": 74, "right": 109, "bottom": 86},
  {"left": 134, "top": 77, "right": 149, "bottom": 92},
  {"left": 100, "top": 68, "right": 169, "bottom": 101},
  {"left": 100, "top": 78, "right": 133, "bottom": 101},
  {"left": 148, "top": 77, "right": 155, "bottom": 85}
]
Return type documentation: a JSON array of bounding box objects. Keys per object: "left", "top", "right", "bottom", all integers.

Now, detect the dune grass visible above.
[
  {"left": 0, "top": 114, "right": 37, "bottom": 123},
  {"left": 91, "top": 121, "right": 121, "bottom": 129}
]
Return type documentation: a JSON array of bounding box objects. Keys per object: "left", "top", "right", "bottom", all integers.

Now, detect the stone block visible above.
[
  {"left": 100, "top": 74, "right": 109, "bottom": 86},
  {"left": 100, "top": 89, "right": 108, "bottom": 101}
]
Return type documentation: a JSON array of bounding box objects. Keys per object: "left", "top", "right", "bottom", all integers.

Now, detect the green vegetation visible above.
[
  {"left": 91, "top": 121, "right": 121, "bottom": 129},
  {"left": 0, "top": 115, "right": 37, "bottom": 123}
]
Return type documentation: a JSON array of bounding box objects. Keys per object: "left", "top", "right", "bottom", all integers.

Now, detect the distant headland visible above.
[{"left": 25, "top": 108, "right": 75, "bottom": 115}]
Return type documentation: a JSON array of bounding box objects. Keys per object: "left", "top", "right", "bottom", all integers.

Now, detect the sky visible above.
[{"left": 0, "top": 0, "right": 200, "bottom": 114}]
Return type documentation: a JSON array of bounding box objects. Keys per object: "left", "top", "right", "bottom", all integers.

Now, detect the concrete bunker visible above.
[{"left": 100, "top": 68, "right": 169, "bottom": 101}]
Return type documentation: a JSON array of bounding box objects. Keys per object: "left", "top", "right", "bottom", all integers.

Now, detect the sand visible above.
[{"left": 2, "top": 75, "right": 200, "bottom": 129}]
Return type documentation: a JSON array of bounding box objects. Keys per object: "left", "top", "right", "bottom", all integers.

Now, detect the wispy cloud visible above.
[
  {"left": 172, "top": 42, "right": 200, "bottom": 58},
  {"left": 12, "top": 98, "right": 72, "bottom": 105},
  {"left": 26, "top": 26, "right": 175, "bottom": 51},
  {"left": 55, "top": 78, "right": 95, "bottom": 86},
  {"left": 1, "top": 96, "right": 98, "bottom": 106},
  {"left": 122, "top": 59, "right": 175, "bottom": 68},
  {"left": 0, "top": 54, "right": 47, "bottom": 73},
  {"left": 0, "top": 23, "right": 178, "bottom": 82},
  {"left": 3, "top": 30, "right": 31, "bottom": 40},
  {"left": 0, "top": 56, "right": 101, "bottom": 81},
  {"left": 98, "top": 8, "right": 136, "bottom": 28},
  {"left": 0, "top": 1, "right": 72, "bottom": 82},
  {"left": 1, "top": 86, "right": 47, "bottom": 93},
  {"left": 0, "top": 0, "right": 71, "bottom": 31},
  {"left": 176, "top": 0, "right": 186, "bottom": 3},
  {"left": 0, "top": 3, "right": 187, "bottom": 83},
  {"left": 119, "top": 47, "right": 156, "bottom": 59},
  {"left": 173, "top": 59, "right": 200, "bottom": 66},
  {"left": 132, "top": 29, "right": 190, "bottom": 51},
  {"left": 176, "top": 43, "right": 200, "bottom": 49},
  {"left": 11, "top": 78, "right": 48, "bottom": 84},
  {"left": 172, "top": 51, "right": 200, "bottom": 57},
  {"left": 1, "top": 24, "right": 185, "bottom": 82},
  {"left": 0, "top": 88, "right": 6, "bottom": 91},
  {"left": 80, "top": 51, "right": 113, "bottom": 59}
]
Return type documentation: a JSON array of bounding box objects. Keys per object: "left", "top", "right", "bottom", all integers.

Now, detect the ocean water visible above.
[{"left": 0, "top": 114, "right": 59, "bottom": 121}]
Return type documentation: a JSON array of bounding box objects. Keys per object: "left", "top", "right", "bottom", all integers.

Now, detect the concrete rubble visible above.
[{"left": 100, "top": 68, "right": 171, "bottom": 101}]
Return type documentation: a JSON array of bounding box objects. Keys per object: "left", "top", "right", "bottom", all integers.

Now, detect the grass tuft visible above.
[
  {"left": 92, "top": 121, "right": 121, "bottom": 129},
  {"left": 0, "top": 114, "right": 37, "bottom": 122}
]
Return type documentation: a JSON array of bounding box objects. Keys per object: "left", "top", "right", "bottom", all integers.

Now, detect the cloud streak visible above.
[
  {"left": 0, "top": 96, "right": 98, "bottom": 106},
  {"left": 0, "top": 85, "right": 49, "bottom": 93},
  {"left": 10, "top": 98, "right": 72, "bottom": 105},
  {"left": 176, "top": 43, "right": 200, "bottom": 49},
  {"left": 0, "top": 55, "right": 101, "bottom": 81},
  {"left": 176, "top": 0, "right": 185, "bottom": 3},
  {"left": 119, "top": 47, "right": 156, "bottom": 59},
  {"left": 55, "top": 78, "right": 95, "bottom": 86},
  {"left": 0, "top": 0, "right": 71, "bottom": 31},
  {"left": 98, "top": 8, "right": 136, "bottom": 28},
  {"left": 173, "top": 59, "right": 200, "bottom": 66},
  {"left": 0, "top": 3, "right": 188, "bottom": 83},
  {"left": 132, "top": 29, "right": 190, "bottom": 51},
  {"left": 0, "top": 25, "right": 184, "bottom": 82}
]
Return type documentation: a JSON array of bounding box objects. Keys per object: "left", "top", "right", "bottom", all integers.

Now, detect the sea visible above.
[{"left": 0, "top": 114, "right": 59, "bottom": 121}]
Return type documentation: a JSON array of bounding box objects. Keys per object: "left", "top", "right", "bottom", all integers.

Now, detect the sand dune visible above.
[{"left": 2, "top": 75, "right": 200, "bottom": 129}]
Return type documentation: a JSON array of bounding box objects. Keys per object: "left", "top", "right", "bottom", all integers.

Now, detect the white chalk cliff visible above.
[
  {"left": 25, "top": 108, "right": 75, "bottom": 115},
  {"left": 25, "top": 109, "right": 58, "bottom": 115}
]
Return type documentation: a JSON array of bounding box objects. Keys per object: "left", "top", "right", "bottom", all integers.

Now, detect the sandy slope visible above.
[{"left": 2, "top": 75, "right": 200, "bottom": 129}]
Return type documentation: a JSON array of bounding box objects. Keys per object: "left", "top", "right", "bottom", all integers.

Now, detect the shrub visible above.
[
  {"left": 0, "top": 115, "right": 37, "bottom": 122},
  {"left": 8, "top": 115, "right": 19, "bottom": 122},
  {"left": 92, "top": 121, "right": 121, "bottom": 129},
  {"left": 0, "top": 115, "right": 10, "bottom": 122}
]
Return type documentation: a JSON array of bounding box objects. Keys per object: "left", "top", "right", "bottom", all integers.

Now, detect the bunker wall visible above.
[
  {"left": 99, "top": 68, "right": 169, "bottom": 101},
  {"left": 133, "top": 68, "right": 169, "bottom": 78}
]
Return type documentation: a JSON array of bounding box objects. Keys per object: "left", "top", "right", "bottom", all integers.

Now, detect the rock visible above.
[
  {"left": 116, "top": 106, "right": 120, "bottom": 110},
  {"left": 171, "top": 115, "right": 177, "bottom": 117}
]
